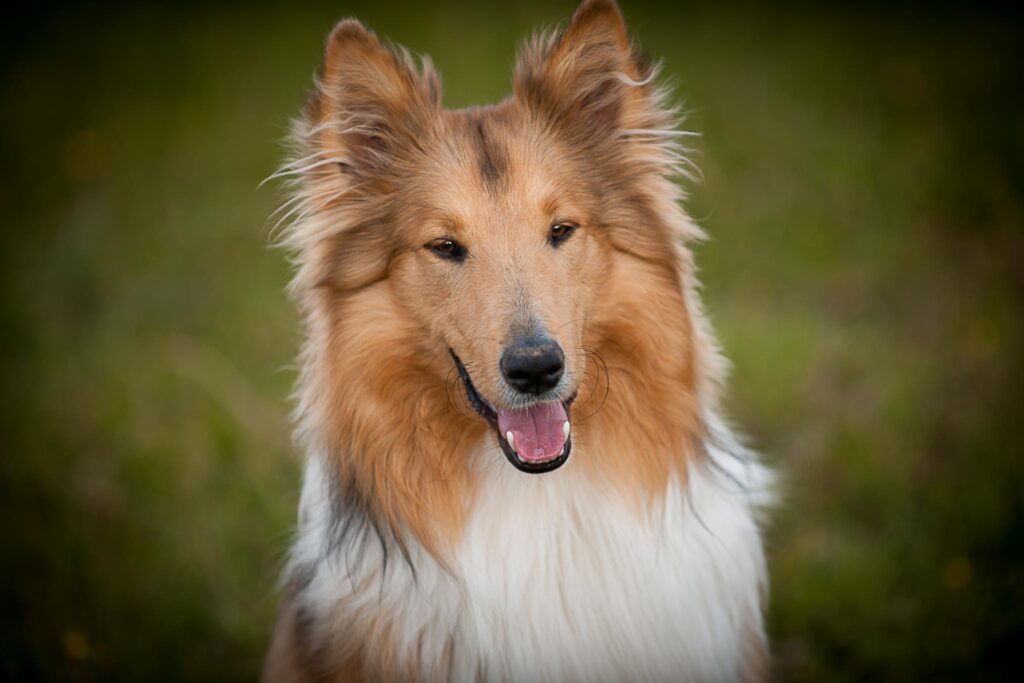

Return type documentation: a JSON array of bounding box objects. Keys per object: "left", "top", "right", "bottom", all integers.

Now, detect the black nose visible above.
[{"left": 500, "top": 336, "right": 565, "bottom": 396}]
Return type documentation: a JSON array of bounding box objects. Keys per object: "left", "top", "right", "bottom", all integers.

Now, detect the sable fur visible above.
[{"left": 265, "top": 1, "right": 772, "bottom": 681}]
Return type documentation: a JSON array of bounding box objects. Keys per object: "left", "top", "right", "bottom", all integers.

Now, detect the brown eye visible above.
[
  {"left": 550, "top": 223, "right": 577, "bottom": 246},
  {"left": 427, "top": 237, "right": 466, "bottom": 261}
]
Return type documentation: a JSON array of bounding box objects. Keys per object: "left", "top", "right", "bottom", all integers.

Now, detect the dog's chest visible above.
[
  {"left": 451, "top": 458, "right": 762, "bottom": 681},
  {"left": 294, "top": 440, "right": 769, "bottom": 682}
]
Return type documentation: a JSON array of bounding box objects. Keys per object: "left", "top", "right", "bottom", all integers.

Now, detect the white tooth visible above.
[
  {"left": 563, "top": 421, "right": 571, "bottom": 440},
  {"left": 506, "top": 431, "right": 515, "bottom": 452}
]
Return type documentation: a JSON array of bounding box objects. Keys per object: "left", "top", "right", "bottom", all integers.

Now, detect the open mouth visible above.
[{"left": 450, "top": 350, "right": 573, "bottom": 474}]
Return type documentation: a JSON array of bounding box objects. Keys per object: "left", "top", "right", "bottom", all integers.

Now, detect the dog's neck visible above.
[{"left": 288, "top": 411, "right": 771, "bottom": 681}]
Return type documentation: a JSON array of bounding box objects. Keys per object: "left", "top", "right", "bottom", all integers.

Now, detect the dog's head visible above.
[{"left": 286, "top": 0, "right": 702, "bottom": 485}]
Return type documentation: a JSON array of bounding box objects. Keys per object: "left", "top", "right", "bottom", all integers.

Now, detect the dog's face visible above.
[
  {"left": 386, "top": 108, "right": 613, "bottom": 472},
  {"left": 293, "top": 0, "right": 693, "bottom": 478}
]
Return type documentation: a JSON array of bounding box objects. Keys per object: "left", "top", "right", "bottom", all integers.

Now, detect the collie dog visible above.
[{"left": 265, "top": 1, "right": 773, "bottom": 680}]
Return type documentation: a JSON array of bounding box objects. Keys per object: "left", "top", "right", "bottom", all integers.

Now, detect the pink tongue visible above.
[{"left": 497, "top": 402, "right": 568, "bottom": 463}]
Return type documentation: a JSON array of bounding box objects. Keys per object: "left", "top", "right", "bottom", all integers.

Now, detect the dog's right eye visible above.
[{"left": 427, "top": 238, "right": 466, "bottom": 261}]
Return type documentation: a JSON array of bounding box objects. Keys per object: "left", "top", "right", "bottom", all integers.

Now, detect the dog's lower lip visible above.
[
  {"left": 449, "top": 350, "right": 497, "bottom": 422},
  {"left": 449, "top": 349, "right": 573, "bottom": 474}
]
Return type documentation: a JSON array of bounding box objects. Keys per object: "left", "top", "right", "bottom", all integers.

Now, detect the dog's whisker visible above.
[{"left": 571, "top": 346, "right": 611, "bottom": 422}]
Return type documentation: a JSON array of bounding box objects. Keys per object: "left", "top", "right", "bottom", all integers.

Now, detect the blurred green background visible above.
[{"left": 2, "top": 1, "right": 1022, "bottom": 680}]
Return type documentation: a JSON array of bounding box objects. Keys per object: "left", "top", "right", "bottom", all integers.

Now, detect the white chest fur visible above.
[{"left": 289, "top": 421, "right": 772, "bottom": 682}]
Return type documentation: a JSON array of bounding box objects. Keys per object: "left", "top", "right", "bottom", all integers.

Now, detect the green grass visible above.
[{"left": 2, "top": 2, "right": 1022, "bottom": 680}]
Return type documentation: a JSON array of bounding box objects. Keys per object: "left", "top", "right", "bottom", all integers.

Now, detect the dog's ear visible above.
[
  {"left": 307, "top": 19, "right": 442, "bottom": 179},
  {"left": 286, "top": 21, "right": 442, "bottom": 295},
  {"left": 513, "top": 0, "right": 651, "bottom": 138}
]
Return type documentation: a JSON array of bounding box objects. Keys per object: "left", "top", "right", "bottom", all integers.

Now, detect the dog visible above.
[{"left": 264, "top": 1, "right": 773, "bottom": 680}]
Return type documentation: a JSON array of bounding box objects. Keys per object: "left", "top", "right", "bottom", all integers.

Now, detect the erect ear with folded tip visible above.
[
  {"left": 513, "top": 0, "right": 653, "bottom": 139},
  {"left": 307, "top": 18, "right": 442, "bottom": 180},
  {"left": 294, "top": 20, "right": 443, "bottom": 295}
]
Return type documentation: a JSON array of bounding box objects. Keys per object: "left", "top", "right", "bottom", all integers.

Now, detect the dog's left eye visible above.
[{"left": 550, "top": 223, "right": 577, "bottom": 246}]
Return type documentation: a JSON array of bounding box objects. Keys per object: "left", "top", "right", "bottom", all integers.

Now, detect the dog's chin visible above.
[{"left": 449, "top": 350, "right": 574, "bottom": 475}]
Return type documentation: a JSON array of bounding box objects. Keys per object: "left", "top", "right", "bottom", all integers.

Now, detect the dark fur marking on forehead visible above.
[{"left": 473, "top": 118, "right": 506, "bottom": 188}]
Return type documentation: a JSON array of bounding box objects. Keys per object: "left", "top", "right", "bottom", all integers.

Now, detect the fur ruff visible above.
[{"left": 286, "top": 414, "right": 772, "bottom": 682}]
